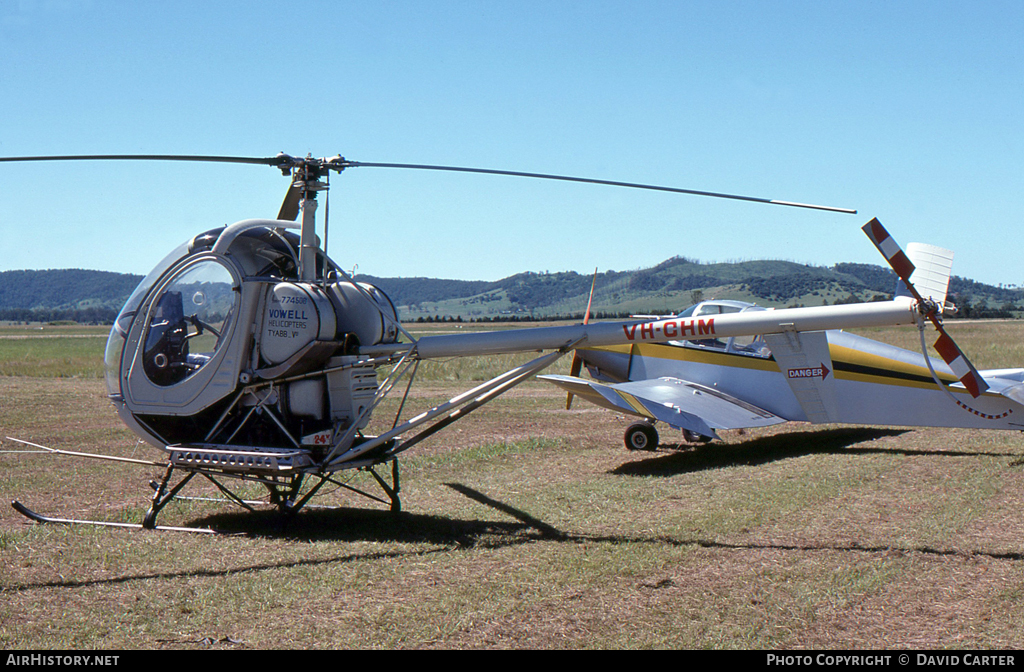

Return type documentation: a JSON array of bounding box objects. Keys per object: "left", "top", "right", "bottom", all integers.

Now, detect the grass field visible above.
[{"left": 2, "top": 321, "right": 1024, "bottom": 649}]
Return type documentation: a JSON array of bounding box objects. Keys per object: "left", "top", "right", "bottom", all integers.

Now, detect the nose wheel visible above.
[{"left": 624, "top": 421, "right": 659, "bottom": 451}]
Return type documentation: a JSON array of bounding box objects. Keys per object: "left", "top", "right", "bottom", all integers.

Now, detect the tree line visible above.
[{"left": 0, "top": 306, "right": 120, "bottom": 325}]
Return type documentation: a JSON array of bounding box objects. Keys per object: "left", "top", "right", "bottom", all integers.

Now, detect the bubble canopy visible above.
[{"left": 103, "top": 224, "right": 313, "bottom": 398}]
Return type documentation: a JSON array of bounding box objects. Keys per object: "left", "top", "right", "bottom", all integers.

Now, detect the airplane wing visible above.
[{"left": 538, "top": 374, "right": 786, "bottom": 440}]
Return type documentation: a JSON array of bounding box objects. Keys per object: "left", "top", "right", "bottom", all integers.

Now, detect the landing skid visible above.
[
  {"left": 7, "top": 436, "right": 403, "bottom": 532},
  {"left": 11, "top": 500, "right": 222, "bottom": 534},
  {"left": 141, "top": 458, "right": 402, "bottom": 529}
]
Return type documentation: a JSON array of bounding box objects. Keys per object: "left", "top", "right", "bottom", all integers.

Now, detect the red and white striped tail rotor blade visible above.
[
  {"left": 934, "top": 331, "right": 989, "bottom": 398},
  {"left": 862, "top": 218, "right": 988, "bottom": 398},
  {"left": 862, "top": 218, "right": 917, "bottom": 289}
]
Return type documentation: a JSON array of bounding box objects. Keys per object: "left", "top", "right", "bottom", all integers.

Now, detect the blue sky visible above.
[{"left": 1, "top": 1, "right": 1021, "bottom": 287}]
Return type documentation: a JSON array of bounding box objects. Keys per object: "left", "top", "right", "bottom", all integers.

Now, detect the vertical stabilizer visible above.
[{"left": 895, "top": 243, "right": 954, "bottom": 310}]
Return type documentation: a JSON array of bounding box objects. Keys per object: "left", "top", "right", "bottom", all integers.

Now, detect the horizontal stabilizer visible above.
[
  {"left": 974, "top": 369, "right": 1024, "bottom": 407},
  {"left": 997, "top": 384, "right": 1024, "bottom": 407}
]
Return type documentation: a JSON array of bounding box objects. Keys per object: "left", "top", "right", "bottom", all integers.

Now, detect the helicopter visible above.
[{"left": 0, "top": 152, "right": 996, "bottom": 532}]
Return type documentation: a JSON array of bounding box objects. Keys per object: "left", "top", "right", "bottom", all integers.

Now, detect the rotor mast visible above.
[
  {"left": 273, "top": 154, "right": 348, "bottom": 282},
  {"left": 296, "top": 161, "right": 325, "bottom": 282},
  {"left": 275, "top": 156, "right": 316, "bottom": 282}
]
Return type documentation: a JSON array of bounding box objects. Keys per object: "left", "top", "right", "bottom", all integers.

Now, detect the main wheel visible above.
[{"left": 624, "top": 422, "right": 658, "bottom": 451}]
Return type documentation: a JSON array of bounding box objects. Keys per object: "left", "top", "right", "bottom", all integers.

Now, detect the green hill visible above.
[
  {"left": 2, "top": 260, "right": 1021, "bottom": 324},
  {"left": 364, "top": 257, "right": 1023, "bottom": 320},
  {"left": 0, "top": 269, "right": 142, "bottom": 310},
  {"left": 0, "top": 269, "right": 143, "bottom": 323}
]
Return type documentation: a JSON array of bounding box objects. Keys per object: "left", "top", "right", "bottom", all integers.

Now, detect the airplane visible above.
[
  {"left": 541, "top": 226, "right": 1024, "bottom": 451},
  {"left": 1, "top": 152, "right": 1010, "bottom": 532}
]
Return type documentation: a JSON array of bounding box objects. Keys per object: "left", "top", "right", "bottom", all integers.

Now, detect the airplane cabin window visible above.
[
  {"left": 668, "top": 302, "right": 770, "bottom": 357},
  {"left": 694, "top": 304, "right": 742, "bottom": 316},
  {"left": 728, "top": 333, "right": 771, "bottom": 357}
]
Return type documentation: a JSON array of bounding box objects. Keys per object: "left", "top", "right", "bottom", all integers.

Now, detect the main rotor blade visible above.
[
  {"left": 342, "top": 161, "right": 858, "bottom": 214},
  {"left": 0, "top": 153, "right": 287, "bottom": 166},
  {"left": 1, "top": 154, "right": 857, "bottom": 214}
]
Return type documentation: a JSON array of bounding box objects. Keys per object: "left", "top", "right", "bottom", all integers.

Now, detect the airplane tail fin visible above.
[{"left": 895, "top": 243, "right": 954, "bottom": 311}]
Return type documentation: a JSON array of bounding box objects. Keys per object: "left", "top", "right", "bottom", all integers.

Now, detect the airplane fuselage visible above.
[{"left": 577, "top": 328, "right": 1024, "bottom": 432}]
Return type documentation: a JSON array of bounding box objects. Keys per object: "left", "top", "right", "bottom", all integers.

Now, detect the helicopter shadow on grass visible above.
[
  {"left": 18, "top": 494, "right": 1021, "bottom": 595},
  {"left": 185, "top": 488, "right": 561, "bottom": 546},
  {"left": 11, "top": 488, "right": 566, "bottom": 592},
  {"left": 183, "top": 471, "right": 1024, "bottom": 566}
]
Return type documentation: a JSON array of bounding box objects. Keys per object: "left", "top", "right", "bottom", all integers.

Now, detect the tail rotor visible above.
[{"left": 862, "top": 218, "right": 988, "bottom": 397}]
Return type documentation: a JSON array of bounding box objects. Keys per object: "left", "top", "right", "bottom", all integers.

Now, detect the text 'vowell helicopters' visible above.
[{"left": 4, "top": 152, "right": 1024, "bottom": 533}]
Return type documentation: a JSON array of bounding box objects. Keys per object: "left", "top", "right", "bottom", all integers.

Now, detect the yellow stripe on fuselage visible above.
[
  {"left": 827, "top": 344, "right": 958, "bottom": 390},
  {"left": 581, "top": 340, "right": 962, "bottom": 392},
  {"left": 581, "top": 343, "right": 778, "bottom": 372}
]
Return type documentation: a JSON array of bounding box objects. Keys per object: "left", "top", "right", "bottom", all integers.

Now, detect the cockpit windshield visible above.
[
  {"left": 104, "top": 240, "right": 192, "bottom": 396},
  {"left": 675, "top": 303, "right": 699, "bottom": 318},
  {"left": 103, "top": 223, "right": 338, "bottom": 397},
  {"left": 140, "top": 259, "right": 237, "bottom": 387}
]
